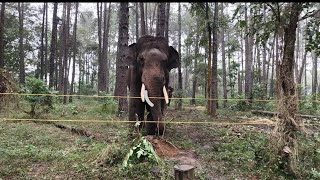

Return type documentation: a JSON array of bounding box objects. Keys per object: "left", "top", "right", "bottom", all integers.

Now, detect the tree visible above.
[
  {"left": 244, "top": 3, "right": 253, "bottom": 103},
  {"left": 156, "top": 3, "right": 165, "bottom": 37},
  {"left": 49, "top": 2, "right": 58, "bottom": 89},
  {"left": 18, "top": 2, "right": 25, "bottom": 84},
  {"left": 40, "top": 3, "right": 46, "bottom": 80},
  {"left": 69, "top": 2, "right": 79, "bottom": 103},
  {"left": 135, "top": 3, "right": 139, "bottom": 41},
  {"left": 0, "top": 2, "right": 5, "bottom": 68},
  {"left": 165, "top": 3, "right": 170, "bottom": 41},
  {"left": 140, "top": 3, "right": 146, "bottom": 36},
  {"left": 221, "top": 3, "right": 227, "bottom": 108},
  {"left": 63, "top": 3, "right": 71, "bottom": 104},
  {"left": 210, "top": 2, "right": 218, "bottom": 116},
  {"left": 177, "top": 2, "right": 183, "bottom": 110},
  {"left": 206, "top": 2, "right": 212, "bottom": 112},
  {"left": 115, "top": 2, "right": 129, "bottom": 114}
]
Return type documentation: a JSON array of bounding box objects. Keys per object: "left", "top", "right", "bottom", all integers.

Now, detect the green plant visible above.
[
  {"left": 122, "top": 137, "right": 160, "bottom": 168},
  {"left": 99, "top": 92, "right": 118, "bottom": 115},
  {"left": 21, "top": 77, "right": 55, "bottom": 118}
]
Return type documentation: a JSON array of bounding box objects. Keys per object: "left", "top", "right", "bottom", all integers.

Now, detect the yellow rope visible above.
[{"left": 0, "top": 118, "right": 318, "bottom": 126}]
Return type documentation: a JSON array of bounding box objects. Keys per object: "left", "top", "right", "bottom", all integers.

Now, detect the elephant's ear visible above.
[
  {"left": 126, "top": 43, "right": 136, "bottom": 65},
  {"left": 168, "top": 46, "right": 180, "bottom": 70}
]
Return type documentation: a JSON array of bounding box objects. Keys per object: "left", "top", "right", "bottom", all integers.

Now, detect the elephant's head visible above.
[{"left": 126, "top": 35, "right": 180, "bottom": 135}]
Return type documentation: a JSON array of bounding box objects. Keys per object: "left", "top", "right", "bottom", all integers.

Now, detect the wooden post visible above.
[{"left": 174, "top": 164, "right": 195, "bottom": 180}]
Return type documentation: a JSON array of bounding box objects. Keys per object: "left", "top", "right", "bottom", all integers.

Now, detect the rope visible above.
[{"left": 1, "top": 118, "right": 318, "bottom": 126}]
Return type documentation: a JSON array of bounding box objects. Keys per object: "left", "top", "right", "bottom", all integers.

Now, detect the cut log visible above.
[
  {"left": 251, "top": 110, "right": 320, "bottom": 120},
  {"left": 174, "top": 164, "right": 195, "bottom": 180}
]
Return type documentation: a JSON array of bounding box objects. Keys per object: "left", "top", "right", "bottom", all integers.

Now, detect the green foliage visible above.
[
  {"left": 122, "top": 137, "right": 161, "bottom": 168},
  {"left": 79, "top": 82, "right": 96, "bottom": 95},
  {"left": 305, "top": 18, "right": 320, "bottom": 56},
  {"left": 99, "top": 91, "right": 118, "bottom": 115},
  {"left": 21, "top": 77, "right": 54, "bottom": 118}
]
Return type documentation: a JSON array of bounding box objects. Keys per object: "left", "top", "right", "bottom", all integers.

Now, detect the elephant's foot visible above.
[{"left": 145, "top": 113, "right": 164, "bottom": 136}]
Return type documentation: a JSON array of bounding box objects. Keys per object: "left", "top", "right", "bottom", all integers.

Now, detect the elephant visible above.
[{"left": 126, "top": 35, "right": 180, "bottom": 136}]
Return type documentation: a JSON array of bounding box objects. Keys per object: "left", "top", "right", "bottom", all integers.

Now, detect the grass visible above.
[{"left": 0, "top": 97, "right": 319, "bottom": 179}]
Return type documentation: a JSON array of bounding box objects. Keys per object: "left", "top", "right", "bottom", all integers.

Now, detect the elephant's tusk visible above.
[
  {"left": 141, "top": 83, "right": 145, "bottom": 102},
  {"left": 163, "top": 86, "right": 169, "bottom": 104},
  {"left": 144, "top": 90, "right": 154, "bottom": 107}
]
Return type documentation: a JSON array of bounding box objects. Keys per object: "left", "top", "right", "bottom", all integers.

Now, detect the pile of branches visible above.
[{"left": 0, "top": 68, "right": 17, "bottom": 110}]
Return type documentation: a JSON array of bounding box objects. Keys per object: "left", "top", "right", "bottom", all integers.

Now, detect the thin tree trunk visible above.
[
  {"left": 69, "top": 2, "right": 78, "bottom": 103},
  {"left": 105, "top": 3, "right": 111, "bottom": 94},
  {"left": 0, "top": 2, "right": 5, "bottom": 68},
  {"left": 44, "top": 3, "right": 48, "bottom": 82},
  {"left": 210, "top": 2, "right": 218, "bottom": 116},
  {"left": 191, "top": 21, "right": 199, "bottom": 106},
  {"left": 140, "top": 3, "right": 146, "bottom": 36},
  {"left": 270, "top": 33, "right": 278, "bottom": 98},
  {"left": 135, "top": 3, "right": 139, "bottom": 41},
  {"left": 221, "top": 3, "right": 227, "bottom": 108},
  {"left": 63, "top": 3, "right": 71, "bottom": 104},
  {"left": 165, "top": 3, "right": 170, "bottom": 41},
  {"left": 312, "top": 51, "right": 318, "bottom": 108},
  {"left": 97, "top": 3, "right": 104, "bottom": 92},
  {"left": 58, "top": 4, "right": 66, "bottom": 93},
  {"left": 49, "top": 3, "right": 58, "bottom": 89},
  {"left": 40, "top": 3, "right": 46, "bottom": 80},
  {"left": 206, "top": 2, "right": 212, "bottom": 112},
  {"left": 18, "top": 2, "right": 25, "bottom": 84},
  {"left": 177, "top": 2, "right": 183, "bottom": 109},
  {"left": 239, "top": 30, "right": 244, "bottom": 95},
  {"left": 244, "top": 3, "right": 253, "bottom": 103}
]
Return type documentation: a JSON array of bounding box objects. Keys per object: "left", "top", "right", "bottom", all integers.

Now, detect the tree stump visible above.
[{"left": 174, "top": 164, "right": 195, "bottom": 180}]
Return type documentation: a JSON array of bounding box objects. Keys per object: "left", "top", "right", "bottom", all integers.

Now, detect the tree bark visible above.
[
  {"left": 210, "top": 2, "right": 218, "bottom": 116},
  {"left": 44, "top": 3, "right": 48, "bottom": 82},
  {"left": 165, "top": 3, "right": 170, "bottom": 41},
  {"left": 156, "top": 3, "right": 165, "bottom": 37},
  {"left": 177, "top": 2, "right": 183, "bottom": 109},
  {"left": 40, "top": 3, "right": 46, "bottom": 80},
  {"left": 115, "top": 2, "right": 129, "bottom": 114},
  {"left": 221, "top": 3, "right": 227, "bottom": 108},
  {"left": 0, "top": 2, "right": 5, "bottom": 68},
  {"left": 206, "top": 2, "right": 212, "bottom": 112},
  {"left": 274, "top": 3, "right": 303, "bottom": 176},
  {"left": 49, "top": 3, "right": 58, "bottom": 89},
  {"left": 244, "top": 3, "right": 253, "bottom": 103},
  {"left": 140, "top": 3, "right": 146, "bottom": 36},
  {"left": 135, "top": 3, "right": 139, "bottom": 41},
  {"left": 18, "top": 2, "right": 25, "bottom": 84},
  {"left": 69, "top": 2, "right": 78, "bottom": 103},
  {"left": 63, "top": 3, "right": 71, "bottom": 104}
]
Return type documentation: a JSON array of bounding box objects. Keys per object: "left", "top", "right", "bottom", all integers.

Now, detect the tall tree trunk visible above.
[
  {"left": 210, "top": 2, "right": 218, "bottom": 116},
  {"left": 105, "top": 3, "right": 111, "bottom": 94},
  {"left": 270, "top": 33, "right": 278, "bottom": 98},
  {"left": 156, "top": 3, "right": 165, "bottom": 37},
  {"left": 63, "top": 3, "right": 71, "bottom": 104},
  {"left": 44, "top": 3, "right": 48, "bottom": 82},
  {"left": 191, "top": 20, "right": 199, "bottom": 106},
  {"left": 40, "top": 3, "right": 46, "bottom": 80},
  {"left": 312, "top": 51, "right": 318, "bottom": 108},
  {"left": 262, "top": 4, "right": 267, "bottom": 94},
  {"left": 69, "top": 2, "right": 78, "bottom": 103},
  {"left": 238, "top": 30, "right": 244, "bottom": 95},
  {"left": 244, "top": 3, "right": 253, "bottom": 103},
  {"left": 135, "top": 3, "right": 139, "bottom": 41},
  {"left": 221, "top": 3, "right": 227, "bottom": 108},
  {"left": 177, "top": 2, "right": 183, "bottom": 109},
  {"left": 206, "top": 2, "right": 212, "bottom": 112},
  {"left": 115, "top": 2, "right": 129, "bottom": 114},
  {"left": 49, "top": 3, "right": 58, "bottom": 89},
  {"left": 0, "top": 2, "right": 5, "bottom": 68},
  {"left": 58, "top": 4, "right": 66, "bottom": 93},
  {"left": 273, "top": 3, "right": 303, "bottom": 176},
  {"left": 97, "top": 3, "right": 104, "bottom": 93},
  {"left": 140, "top": 3, "right": 146, "bottom": 36},
  {"left": 18, "top": 2, "right": 25, "bottom": 84},
  {"left": 165, "top": 3, "right": 170, "bottom": 41}
]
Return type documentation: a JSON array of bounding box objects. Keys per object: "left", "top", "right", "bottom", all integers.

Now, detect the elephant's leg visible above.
[
  {"left": 146, "top": 112, "right": 156, "bottom": 135},
  {"left": 128, "top": 98, "right": 144, "bottom": 134}
]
